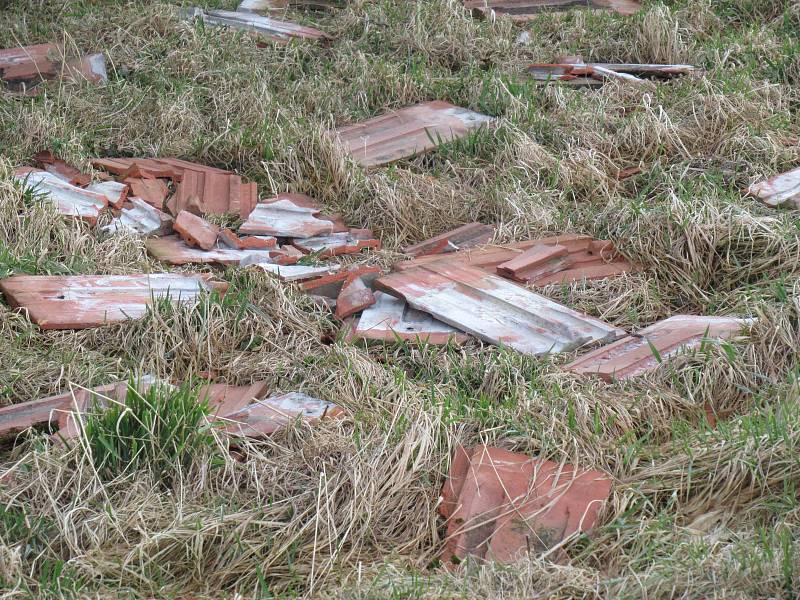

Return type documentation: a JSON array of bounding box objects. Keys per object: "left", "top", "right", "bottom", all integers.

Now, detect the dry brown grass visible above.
[{"left": 1, "top": 0, "right": 800, "bottom": 597}]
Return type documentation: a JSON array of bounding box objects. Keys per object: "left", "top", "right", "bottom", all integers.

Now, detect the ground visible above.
[{"left": 0, "top": 0, "right": 799, "bottom": 598}]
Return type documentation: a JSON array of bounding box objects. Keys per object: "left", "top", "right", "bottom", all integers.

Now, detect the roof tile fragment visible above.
[
  {"left": 747, "top": 166, "right": 800, "bottom": 209},
  {"left": 34, "top": 151, "right": 91, "bottom": 186},
  {"left": 464, "top": 0, "right": 642, "bottom": 19},
  {"left": 247, "top": 262, "right": 342, "bottom": 282},
  {"left": 299, "top": 266, "right": 381, "bottom": 297},
  {"left": 376, "top": 262, "right": 625, "bottom": 355},
  {"left": 347, "top": 291, "right": 468, "bottom": 345},
  {"left": 239, "top": 194, "right": 348, "bottom": 238},
  {"left": 146, "top": 235, "right": 278, "bottom": 265},
  {"left": 403, "top": 222, "right": 495, "bottom": 257},
  {"left": 174, "top": 211, "right": 220, "bottom": 250},
  {"left": 565, "top": 315, "right": 755, "bottom": 381},
  {"left": 124, "top": 177, "right": 170, "bottom": 210},
  {"left": 293, "top": 229, "right": 380, "bottom": 257},
  {"left": 335, "top": 275, "right": 376, "bottom": 320},
  {"left": 185, "top": 7, "right": 331, "bottom": 43},
  {"left": 103, "top": 198, "right": 174, "bottom": 237},
  {"left": 335, "top": 101, "right": 494, "bottom": 168},
  {"left": 87, "top": 180, "right": 129, "bottom": 209},
  {"left": 0, "top": 274, "right": 227, "bottom": 329},
  {"left": 527, "top": 61, "right": 695, "bottom": 86},
  {"left": 14, "top": 171, "right": 107, "bottom": 224},
  {"left": 220, "top": 391, "right": 344, "bottom": 438},
  {"left": 440, "top": 445, "right": 612, "bottom": 566}
]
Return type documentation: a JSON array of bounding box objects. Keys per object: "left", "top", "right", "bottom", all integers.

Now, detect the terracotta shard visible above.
[
  {"left": 0, "top": 43, "right": 106, "bottom": 92},
  {"left": 300, "top": 266, "right": 381, "bottom": 298},
  {"left": 440, "top": 445, "right": 612, "bottom": 566},
  {"left": 218, "top": 229, "right": 278, "bottom": 250},
  {"left": 87, "top": 181, "right": 129, "bottom": 209},
  {"left": 747, "top": 166, "right": 800, "bottom": 209},
  {"left": 464, "top": 0, "right": 642, "bottom": 19},
  {"left": 146, "top": 235, "right": 277, "bottom": 266},
  {"left": 64, "top": 52, "right": 108, "bottom": 84},
  {"left": 220, "top": 392, "right": 344, "bottom": 438},
  {"left": 238, "top": 0, "right": 344, "bottom": 11},
  {"left": 336, "top": 101, "right": 494, "bottom": 168},
  {"left": 124, "top": 177, "right": 170, "bottom": 210},
  {"left": 0, "top": 393, "right": 73, "bottom": 439},
  {"left": 565, "top": 315, "right": 755, "bottom": 381},
  {"left": 396, "top": 234, "right": 637, "bottom": 286},
  {"left": 376, "top": 262, "right": 625, "bottom": 356},
  {"left": 248, "top": 262, "right": 342, "bottom": 282},
  {"left": 14, "top": 170, "right": 107, "bottom": 224},
  {"left": 335, "top": 276, "right": 376, "bottom": 320},
  {"left": 239, "top": 194, "right": 348, "bottom": 238},
  {"left": 293, "top": 229, "right": 380, "bottom": 257},
  {"left": 497, "top": 244, "right": 570, "bottom": 281},
  {"left": 34, "top": 151, "right": 91, "bottom": 186},
  {"left": 174, "top": 211, "right": 220, "bottom": 250},
  {"left": 0, "top": 274, "right": 227, "bottom": 329},
  {"left": 527, "top": 62, "right": 695, "bottom": 86},
  {"left": 403, "top": 223, "right": 495, "bottom": 257},
  {"left": 348, "top": 291, "right": 468, "bottom": 345},
  {"left": 201, "top": 381, "right": 271, "bottom": 417},
  {"left": 186, "top": 7, "right": 331, "bottom": 43},
  {"left": 103, "top": 198, "right": 174, "bottom": 237}
]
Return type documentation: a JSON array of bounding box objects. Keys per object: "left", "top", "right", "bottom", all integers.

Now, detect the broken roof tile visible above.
[
  {"left": 247, "top": 262, "right": 342, "bottom": 282},
  {"left": 220, "top": 391, "right": 344, "bottom": 438},
  {"left": 336, "top": 101, "right": 494, "bottom": 168},
  {"left": 464, "top": 0, "right": 641, "bottom": 19},
  {"left": 376, "top": 262, "right": 625, "bottom": 355},
  {"left": 565, "top": 315, "right": 755, "bottom": 381},
  {"left": 33, "top": 151, "right": 91, "bottom": 187},
  {"left": 0, "top": 274, "right": 227, "bottom": 329},
  {"left": 87, "top": 180, "right": 129, "bottom": 209},
  {"left": 300, "top": 266, "right": 381, "bottom": 297},
  {"left": 527, "top": 62, "right": 695, "bottom": 86},
  {"left": 14, "top": 170, "right": 107, "bottom": 224},
  {"left": 293, "top": 229, "right": 380, "bottom": 257},
  {"left": 0, "top": 44, "right": 106, "bottom": 92},
  {"left": 403, "top": 223, "right": 495, "bottom": 257},
  {"left": 238, "top": 0, "right": 344, "bottom": 11},
  {"left": 747, "top": 166, "right": 800, "bottom": 209},
  {"left": 440, "top": 445, "right": 612, "bottom": 566},
  {"left": 103, "top": 198, "right": 174, "bottom": 237},
  {"left": 335, "top": 275, "right": 376, "bottom": 320},
  {"left": 64, "top": 52, "right": 107, "bottom": 85},
  {"left": 347, "top": 291, "right": 468, "bottom": 345},
  {"left": 174, "top": 211, "right": 220, "bottom": 250},
  {"left": 186, "top": 7, "right": 331, "bottom": 43},
  {"left": 124, "top": 177, "right": 170, "bottom": 211},
  {"left": 239, "top": 194, "right": 348, "bottom": 238},
  {"left": 146, "top": 235, "right": 278, "bottom": 266},
  {"left": 218, "top": 229, "right": 278, "bottom": 250}
]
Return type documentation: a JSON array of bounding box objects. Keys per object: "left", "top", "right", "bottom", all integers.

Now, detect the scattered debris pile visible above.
[
  {"left": 0, "top": 43, "right": 107, "bottom": 94},
  {"left": 747, "top": 166, "right": 800, "bottom": 209},
  {"left": 440, "top": 445, "right": 613, "bottom": 565},
  {"left": 527, "top": 58, "right": 696, "bottom": 87},
  {"left": 185, "top": 7, "right": 331, "bottom": 43},
  {"left": 336, "top": 101, "right": 494, "bottom": 168},
  {"left": 463, "top": 0, "right": 642, "bottom": 20},
  {"left": 0, "top": 378, "right": 342, "bottom": 442}
]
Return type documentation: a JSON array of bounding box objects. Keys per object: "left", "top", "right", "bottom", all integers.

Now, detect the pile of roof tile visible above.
[
  {"left": 0, "top": 43, "right": 107, "bottom": 94},
  {"left": 0, "top": 377, "right": 343, "bottom": 442}
]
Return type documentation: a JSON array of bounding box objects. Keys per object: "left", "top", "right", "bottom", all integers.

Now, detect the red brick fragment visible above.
[
  {"left": 335, "top": 275, "right": 376, "bottom": 320},
  {"left": 174, "top": 211, "right": 221, "bottom": 250}
]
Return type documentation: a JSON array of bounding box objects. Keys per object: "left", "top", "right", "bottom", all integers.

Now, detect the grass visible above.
[{"left": 0, "top": 0, "right": 799, "bottom": 597}]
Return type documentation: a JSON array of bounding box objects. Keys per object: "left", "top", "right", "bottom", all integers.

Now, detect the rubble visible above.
[
  {"left": 336, "top": 101, "right": 494, "bottom": 168},
  {"left": 527, "top": 61, "right": 695, "bottom": 86},
  {"left": 14, "top": 170, "right": 108, "bottom": 224},
  {"left": 34, "top": 151, "right": 91, "bottom": 186},
  {"left": 403, "top": 222, "right": 495, "bottom": 257},
  {"left": 146, "top": 235, "right": 278, "bottom": 266},
  {"left": 346, "top": 292, "right": 468, "bottom": 345},
  {"left": 219, "top": 391, "right": 344, "bottom": 437},
  {"left": 0, "top": 274, "right": 227, "bottom": 329},
  {"left": 247, "top": 262, "right": 342, "bottom": 282},
  {"left": 299, "top": 266, "right": 381, "bottom": 298},
  {"left": 747, "top": 166, "right": 800, "bottom": 209},
  {"left": 396, "top": 234, "right": 637, "bottom": 286},
  {"left": 238, "top": 0, "right": 344, "bottom": 11},
  {"left": 376, "top": 262, "right": 625, "bottom": 355},
  {"left": 239, "top": 194, "right": 348, "bottom": 238},
  {"left": 464, "top": 0, "right": 642, "bottom": 19},
  {"left": 334, "top": 275, "right": 376, "bottom": 320},
  {"left": 440, "top": 445, "right": 612, "bottom": 565},
  {"left": 102, "top": 198, "right": 174, "bottom": 236},
  {"left": 565, "top": 315, "right": 755, "bottom": 381},
  {"left": 293, "top": 229, "right": 381, "bottom": 257},
  {"left": 124, "top": 177, "right": 170, "bottom": 210},
  {"left": 0, "top": 43, "right": 107, "bottom": 93},
  {"left": 185, "top": 7, "right": 331, "bottom": 43},
  {"left": 87, "top": 181, "right": 129, "bottom": 208},
  {"left": 174, "top": 211, "right": 221, "bottom": 251},
  {"left": 218, "top": 229, "right": 277, "bottom": 250}
]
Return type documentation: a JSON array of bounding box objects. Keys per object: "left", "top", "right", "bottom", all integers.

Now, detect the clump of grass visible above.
[{"left": 82, "top": 380, "right": 214, "bottom": 484}]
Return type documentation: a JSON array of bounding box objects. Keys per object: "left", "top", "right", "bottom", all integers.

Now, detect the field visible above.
[{"left": 1, "top": 0, "right": 800, "bottom": 597}]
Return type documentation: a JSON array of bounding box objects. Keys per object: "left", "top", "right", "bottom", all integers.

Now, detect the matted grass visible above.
[{"left": 0, "top": 0, "right": 799, "bottom": 597}]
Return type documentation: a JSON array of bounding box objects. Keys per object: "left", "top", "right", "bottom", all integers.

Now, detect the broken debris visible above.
[
  {"left": 527, "top": 61, "right": 695, "bottom": 87},
  {"left": 376, "top": 262, "right": 625, "bottom": 356},
  {"left": 464, "top": 0, "right": 641, "bottom": 19},
  {"left": 34, "top": 151, "right": 91, "bottom": 187},
  {"left": 747, "top": 166, "right": 800, "bottom": 209},
  {"left": 565, "top": 315, "right": 755, "bottom": 381},
  {"left": 174, "top": 211, "right": 221, "bottom": 251},
  {"left": 0, "top": 43, "right": 107, "bottom": 93},
  {"left": 336, "top": 101, "right": 494, "bottom": 168},
  {"left": 102, "top": 198, "right": 174, "bottom": 237},
  {"left": 293, "top": 229, "right": 380, "bottom": 257},
  {"left": 403, "top": 222, "right": 495, "bottom": 257},
  {"left": 346, "top": 291, "right": 468, "bottom": 345},
  {"left": 14, "top": 170, "right": 108, "bottom": 224},
  {"left": 334, "top": 275, "right": 376, "bottom": 320},
  {"left": 87, "top": 180, "right": 129, "bottom": 209},
  {"left": 247, "top": 262, "right": 342, "bottom": 282},
  {"left": 186, "top": 7, "right": 331, "bottom": 43},
  {"left": 0, "top": 274, "right": 227, "bottom": 329},
  {"left": 146, "top": 235, "right": 278, "bottom": 266},
  {"left": 219, "top": 391, "right": 344, "bottom": 437},
  {"left": 239, "top": 194, "right": 348, "bottom": 238}
]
